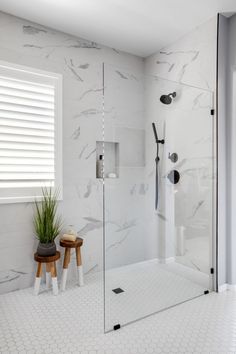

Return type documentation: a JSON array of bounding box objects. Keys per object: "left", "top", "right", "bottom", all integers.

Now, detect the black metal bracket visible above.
[
  {"left": 204, "top": 290, "right": 209, "bottom": 295},
  {"left": 210, "top": 268, "right": 214, "bottom": 274},
  {"left": 210, "top": 109, "right": 215, "bottom": 116},
  {"left": 158, "top": 139, "right": 165, "bottom": 144},
  {"left": 113, "top": 324, "right": 121, "bottom": 331}
]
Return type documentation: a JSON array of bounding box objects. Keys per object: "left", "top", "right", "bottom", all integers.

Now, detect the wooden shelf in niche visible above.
[{"left": 96, "top": 141, "right": 119, "bottom": 179}]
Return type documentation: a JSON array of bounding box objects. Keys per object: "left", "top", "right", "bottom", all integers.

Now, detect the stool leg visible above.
[
  {"left": 34, "top": 262, "right": 42, "bottom": 295},
  {"left": 61, "top": 248, "right": 70, "bottom": 291},
  {"left": 50, "top": 262, "right": 58, "bottom": 295},
  {"left": 76, "top": 247, "right": 84, "bottom": 286},
  {"left": 46, "top": 263, "right": 51, "bottom": 289}
]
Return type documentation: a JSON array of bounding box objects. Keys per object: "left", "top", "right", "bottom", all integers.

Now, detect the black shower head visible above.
[{"left": 160, "top": 92, "right": 176, "bottom": 105}]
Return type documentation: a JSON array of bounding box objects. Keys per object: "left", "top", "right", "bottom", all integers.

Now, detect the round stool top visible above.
[
  {"left": 60, "top": 237, "right": 83, "bottom": 248},
  {"left": 34, "top": 251, "right": 60, "bottom": 263}
]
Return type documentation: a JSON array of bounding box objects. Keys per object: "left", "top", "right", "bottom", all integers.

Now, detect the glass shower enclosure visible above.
[{"left": 102, "top": 63, "right": 215, "bottom": 332}]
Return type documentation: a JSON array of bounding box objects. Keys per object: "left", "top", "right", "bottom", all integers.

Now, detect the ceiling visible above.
[{"left": 0, "top": 0, "right": 235, "bottom": 57}]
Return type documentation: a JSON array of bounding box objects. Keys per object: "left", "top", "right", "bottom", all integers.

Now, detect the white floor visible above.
[{"left": 0, "top": 262, "right": 235, "bottom": 354}]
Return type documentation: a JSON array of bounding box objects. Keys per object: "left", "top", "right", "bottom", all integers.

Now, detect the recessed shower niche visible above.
[{"left": 96, "top": 141, "right": 119, "bottom": 178}]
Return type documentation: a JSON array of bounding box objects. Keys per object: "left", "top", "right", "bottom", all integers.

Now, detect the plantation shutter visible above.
[{"left": 0, "top": 62, "right": 62, "bottom": 203}]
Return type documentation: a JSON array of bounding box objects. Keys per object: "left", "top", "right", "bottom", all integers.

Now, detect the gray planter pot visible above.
[{"left": 37, "top": 242, "right": 56, "bottom": 257}]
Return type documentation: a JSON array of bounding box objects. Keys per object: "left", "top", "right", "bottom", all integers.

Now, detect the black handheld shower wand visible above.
[{"left": 152, "top": 123, "right": 164, "bottom": 209}]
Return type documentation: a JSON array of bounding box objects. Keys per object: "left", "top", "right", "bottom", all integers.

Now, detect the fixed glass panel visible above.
[{"left": 103, "top": 64, "right": 215, "bottom": 332}]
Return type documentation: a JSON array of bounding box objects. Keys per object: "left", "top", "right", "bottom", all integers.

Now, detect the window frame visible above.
[{"left": 0, "top": 60, "right": 63, "bottom": 204}]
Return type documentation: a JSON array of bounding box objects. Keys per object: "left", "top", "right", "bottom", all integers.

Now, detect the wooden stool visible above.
[
  {"left": 60, "top": 237, "right": 84, "bottom": 291},
  {"left": 34, "top": 251, "right": 60, "bottom": 296}
]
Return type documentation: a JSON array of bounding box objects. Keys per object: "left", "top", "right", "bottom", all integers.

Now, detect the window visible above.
[{"left": 0, "top": 61, "right": 62, "bottom": 203}]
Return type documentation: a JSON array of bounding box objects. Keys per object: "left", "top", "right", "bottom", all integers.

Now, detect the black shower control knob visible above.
[
  {"left": 168, "top": 152, "right": 178, "bottom": 163},
  {"left": 167, "top": 170, "right": 180, "bottom": 184}
]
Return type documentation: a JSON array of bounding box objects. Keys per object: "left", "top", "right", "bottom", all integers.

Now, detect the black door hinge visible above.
[
  {"left": 210, "top": 268, "right": 214, "bottom": 274},
  {"left": 204, "top": 290, "right": 209, "bottom": 295},
  {"left": 113, "top": 324, "right": 121, "bottom": 331},
  {"left": 210, "top": 109, "right": 215, "bottom": 116}
]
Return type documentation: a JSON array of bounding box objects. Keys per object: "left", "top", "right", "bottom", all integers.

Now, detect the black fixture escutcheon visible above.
[{"left": 167, "top": 170, "right": 180, "bottom": 184}]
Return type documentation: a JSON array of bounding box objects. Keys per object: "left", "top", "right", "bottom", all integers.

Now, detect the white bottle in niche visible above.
[{"left": 97, "top": 155, "right": 104, "bottom": 178}]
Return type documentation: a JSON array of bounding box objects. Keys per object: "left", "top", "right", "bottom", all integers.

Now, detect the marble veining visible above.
[
  {"left": 115, "top": 70, "right": 128, "bottom": 79},
  {"left": 78, "top": 63, "right": 90, "bottom": 69},
  {"left": 85, "top": 148, "right": 96, "bottom": 160},
  {"left": 78, "top": 217, "right": 103, "bottom": 235},
  {"left": 64, "top": 58, "right": 84, "bottom": 81},
  {"left": 78, "top": 87, "right": 103, "bottom": 101},
  {"left": 156, "top": 60, "right": 175, "bottom": 72},
  {"left": 71, "top": 126, "right": 80, "bottom": 140},
  {"left": 106, "top": 230, "right": 131, "bottom": 253},
  {"left": 188, "top": 200, "right": 205, "bottom": 219},
  {"left": 23, "top": 25, "right": 47, "bottom": 35},
  {"left": 74, "top": 108, "right": 102, "bottom": 118},
  {"left": 78, "top": 144, "right": 89, "bottom": 159}
]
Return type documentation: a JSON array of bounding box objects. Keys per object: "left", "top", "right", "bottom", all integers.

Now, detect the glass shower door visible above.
[{"left": 103, "top": 64, "right": 215, "bottom": 332}]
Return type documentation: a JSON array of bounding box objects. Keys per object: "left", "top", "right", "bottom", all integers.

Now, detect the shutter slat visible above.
[
  {"left": 0, "top": 125, "right": 54, "bottom": 138},
  {"left": 0, "top": 181, "right": 54, "bottom": 188},
  {"left": 0, "top": 103, "right": 54, "bottom": 116},
  {"left": 0, "top": 165, "right": 54, "bottom": 172},
  {"left": 0, "top": 86, "right": 54, "bottom": 102},
  {"left": 0, "top": 133, "right": 54, "bottom": 145},
  {"left": 0, "top": 157, "right": 54, "bottom": 165},
  {"left": 0, "top": 94, "right": 54, "bottom": 109},
  {"left": 0, "top": 142, "right": 54, "bottom": 151},
  {"left": 0, "top": 77, "right": 54, "bottom": 95},
  {"left": 0, "top": 117, "right": 54, "bottom": 131},
  {"left": 0, "top": 110, "right": 54, "bottom": 123},
  {"left": 0, "top": 172, "right": 54, "bottom": 180},
  {"left": 0, "top": 149, "right": 54, "bottom": 158}
]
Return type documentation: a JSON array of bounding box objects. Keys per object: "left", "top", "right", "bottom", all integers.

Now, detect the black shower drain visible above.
[{"left": 112, "top": 288, "right": 124, "bottom": 294}]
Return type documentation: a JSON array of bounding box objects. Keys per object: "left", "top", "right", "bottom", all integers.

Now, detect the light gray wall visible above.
[
  {"left": 225, "top": 13, "right": 236, "bottom": 285},
  {"left": 217, "top": 14, "right": 228, "bottom": 287},
  {"left": 217, "top": 13, "right": 236, "bottom": 287}
]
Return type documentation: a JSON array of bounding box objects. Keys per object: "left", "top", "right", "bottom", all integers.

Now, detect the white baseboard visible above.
[
  {"left": 218, "top": 283, "right": 236, "bottom": 292},
  {"left": 227, "top": 284, "right": 236, "bottom": 291},
  {"left": 218, "top": 283, "right": 228, "bottom": 292},
  {"left": 157, "top": 257, "right": 175, "bottom": 264}
]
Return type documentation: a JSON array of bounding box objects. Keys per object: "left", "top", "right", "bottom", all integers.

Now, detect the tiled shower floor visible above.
[
  {"left": 105, "top": 260, "right": 209, "bottom": 331},
  {"left": 0, "top": 261, "right": 235, "bottom": 354}
]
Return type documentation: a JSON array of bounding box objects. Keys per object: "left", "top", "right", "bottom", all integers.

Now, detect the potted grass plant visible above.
[{"left": 34, "top": 188, "right": 62, "bottom": 257}]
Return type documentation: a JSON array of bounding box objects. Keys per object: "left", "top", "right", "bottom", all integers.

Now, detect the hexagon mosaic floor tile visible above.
[{"left": 0, "top": 263, "right": 236, "bottom": 354}]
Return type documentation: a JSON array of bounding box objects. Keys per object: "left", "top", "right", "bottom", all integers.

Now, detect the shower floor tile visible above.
[
  {"left": 0, "top": 261, "right": 235, "bottom": 354},
  {"left": 105, "top": 260, "right": 209, "bottom": 331}
]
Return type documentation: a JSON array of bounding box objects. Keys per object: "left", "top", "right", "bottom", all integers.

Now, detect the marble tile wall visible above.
[
  {"left": 0, "top": 11, "right": 217, "bottom": 295},
  {"left": 144, "top": 17, "right": 217, "bottom": 275},
  {"left": 0, "top": 11, "right": 144, "bottom": 294}
]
